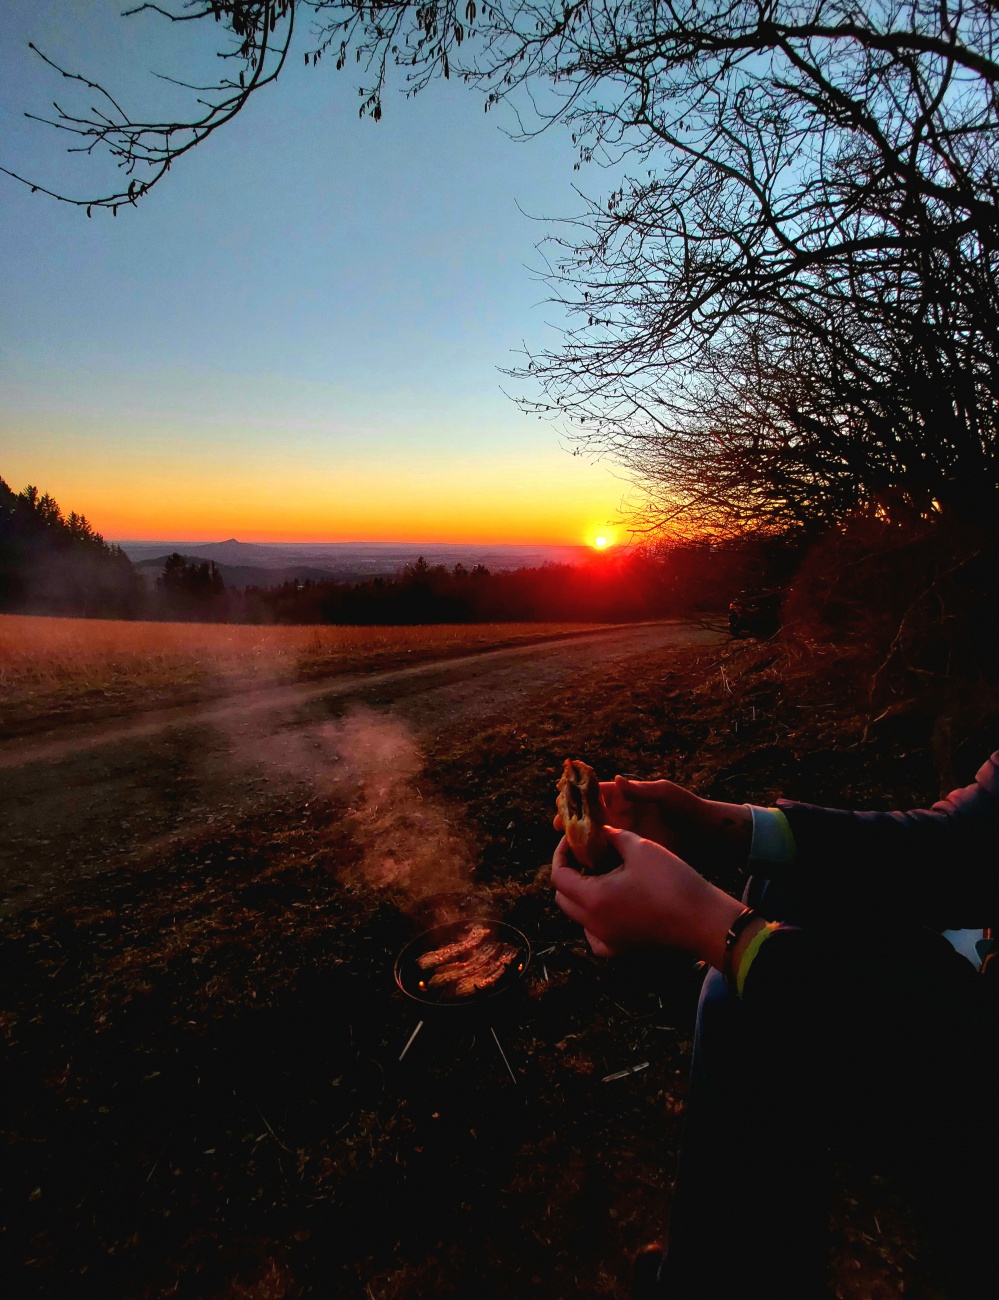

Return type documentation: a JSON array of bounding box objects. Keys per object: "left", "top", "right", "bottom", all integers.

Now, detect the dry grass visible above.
[
  {"left": 1, "top": 631, "right": 948, "bottom": 1298},
  {"left": 0, "top": 614, "right": 609, "bottom": 738}
]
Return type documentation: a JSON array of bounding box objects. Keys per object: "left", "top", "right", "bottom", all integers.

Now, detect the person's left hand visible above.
[{"left": 551, "top": 825, "right": 744, "bottom": 968}]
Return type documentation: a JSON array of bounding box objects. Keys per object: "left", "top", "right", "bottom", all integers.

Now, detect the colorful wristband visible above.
[{"left": 735, "top": 922, "right": 778, "bottom": 998}]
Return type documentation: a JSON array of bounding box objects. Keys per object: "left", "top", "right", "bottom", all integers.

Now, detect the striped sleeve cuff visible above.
[{"left": 747, "top": 805, "right": 796, "bottom": 873}]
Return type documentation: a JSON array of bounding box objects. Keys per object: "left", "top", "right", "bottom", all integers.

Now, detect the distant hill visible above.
[
  {"left": 174, "top": 538, "right": 275, "bottom": 565},
  {"left": 118, "top": 539, "right": 596, "bottom": 577}
]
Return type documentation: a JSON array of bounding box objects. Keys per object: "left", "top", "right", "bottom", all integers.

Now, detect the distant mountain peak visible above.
[{"left": 192, "top": 538, "right": 271, "bottom": 559}]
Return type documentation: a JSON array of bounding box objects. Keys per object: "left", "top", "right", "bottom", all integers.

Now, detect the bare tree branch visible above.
[{"left": 7, "top": 1, "right": 999, "bottom": 532}]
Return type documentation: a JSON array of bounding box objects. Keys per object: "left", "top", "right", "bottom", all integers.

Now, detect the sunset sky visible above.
[{"left": 0, "top": 1, "right": 631, "bottom": 547}]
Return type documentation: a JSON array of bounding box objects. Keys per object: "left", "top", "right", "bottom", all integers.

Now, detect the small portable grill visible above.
[{"left": 393, "top": 918, "right": 531, "bottom": 1082}]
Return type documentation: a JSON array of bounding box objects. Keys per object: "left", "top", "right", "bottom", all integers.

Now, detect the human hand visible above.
[
  {"left": 551, "top": 825, "right": 744, "bottom": 967},
  {"left": 554, "top": 775, "right": 751, "bottom": 873}
]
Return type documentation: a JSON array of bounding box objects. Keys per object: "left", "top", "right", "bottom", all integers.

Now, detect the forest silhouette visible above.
[
  {"left": 1, "top": 475, "right": 778, "bottom": 625},
  {"left": 0, "top": 476, "right": 141, "bottom": 617}
]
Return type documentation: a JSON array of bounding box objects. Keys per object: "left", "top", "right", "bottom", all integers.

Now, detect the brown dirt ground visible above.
[
  {"left": 2, "top": 622, "right": 985, "bottom": 1299},
  {"left": 0, "top": 620, "right": 620, "bottom": 742}
]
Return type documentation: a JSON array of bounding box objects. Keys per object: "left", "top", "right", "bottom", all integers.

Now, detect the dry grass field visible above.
[
  {"left": 2, "top": 628, "right": 957, "bottom": 1299},
  {"left": 0, "top": 615, "right": 609, "bottom": 738}
]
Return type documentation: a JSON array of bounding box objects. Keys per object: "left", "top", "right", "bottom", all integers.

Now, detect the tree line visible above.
[
  {"left": 142, "top": 544, "right": 775, "bottom": 624},
  {"left": 0, "top": 477, "right": 785, "bottom": 624},
  {"left": 238, "top": 544, "right": 779, "bottom": 625}
]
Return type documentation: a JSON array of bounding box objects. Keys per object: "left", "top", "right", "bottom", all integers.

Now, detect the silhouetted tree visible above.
[
  {"left": 0, "top": 476, "right": 142, "bottom": 616},
  {"left": 155, "top": 552, "right": 227, "bottom": 619},
  {"left": 11, "top": 3, "right": 999, "bottom": 532}
]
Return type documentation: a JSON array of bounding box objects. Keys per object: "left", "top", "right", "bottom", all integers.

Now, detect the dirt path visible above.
[{"left": 0, "top": 621, "right": 723, "bottom": 911}]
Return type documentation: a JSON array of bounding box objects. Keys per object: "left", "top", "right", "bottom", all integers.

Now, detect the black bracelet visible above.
[{"left": 722, "top": 906, "right": 758, "bottom": 987}]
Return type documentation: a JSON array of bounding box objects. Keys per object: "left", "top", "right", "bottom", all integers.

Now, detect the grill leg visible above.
[
  {"left": 398, "top": 1019, "right": 424, "bottom": 1062},
  {"left": 490, "top": 1025, "right": 517, "bottom": 1085}
]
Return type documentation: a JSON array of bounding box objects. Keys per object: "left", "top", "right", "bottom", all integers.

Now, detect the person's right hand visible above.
[
  {"left": 555, "top": 774, "right": 752, "bottom": 874},
  {"left": 552, "top": 826, "right": 745, "bottom": 967}
]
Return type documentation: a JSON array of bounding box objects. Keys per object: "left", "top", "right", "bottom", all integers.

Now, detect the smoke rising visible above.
[
  {"left": 329, "top": 708, "right": 480, "bottom": 906},
  {"left": 213, "top": 702, "right": 484, "bottom": 918}
]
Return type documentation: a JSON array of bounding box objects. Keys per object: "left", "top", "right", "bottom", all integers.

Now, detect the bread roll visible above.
[{"left": 556, "top": 758, "right": 615, "bottom": 874}]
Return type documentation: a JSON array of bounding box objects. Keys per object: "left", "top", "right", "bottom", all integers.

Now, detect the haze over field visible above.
[{"left": 121, "top": 538, "right": 596, "bottom": 587}]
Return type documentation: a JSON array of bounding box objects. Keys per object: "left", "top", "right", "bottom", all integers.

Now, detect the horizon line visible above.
[{"left": 111, "top": 537, "right": 607, "bottom": 548}]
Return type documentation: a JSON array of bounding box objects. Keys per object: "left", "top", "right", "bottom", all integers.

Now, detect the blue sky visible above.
[{"left": 0, "top": 0, "right": 632, "bottom": 544}]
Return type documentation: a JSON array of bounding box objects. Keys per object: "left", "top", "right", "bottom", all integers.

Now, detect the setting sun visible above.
[{"left": 594, "top": 535, "right": 609, "bottom": 549}]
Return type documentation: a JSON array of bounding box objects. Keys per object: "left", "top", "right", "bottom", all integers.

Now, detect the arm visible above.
[
  {"left": 551, "top": 827, "right": 829, "bottom": 1010},
  {"left": 553, "top": 751, "right": 998, "bottom": 942},
  {"left": 777, "top": 751, "right": 999, "bottom": 925}
]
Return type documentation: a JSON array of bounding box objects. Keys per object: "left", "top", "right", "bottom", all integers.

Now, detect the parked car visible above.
[{"left": 728, "top": 589, "right": 783, "bottom": 638}]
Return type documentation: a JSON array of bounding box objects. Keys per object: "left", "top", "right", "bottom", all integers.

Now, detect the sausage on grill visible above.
[{"left": 416, "top": 923, "right": 490, "bottom": 969}]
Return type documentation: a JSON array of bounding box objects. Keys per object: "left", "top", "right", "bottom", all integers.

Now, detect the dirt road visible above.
[{"left": 0, "top": 620, "right": 723, "bottom": 911}]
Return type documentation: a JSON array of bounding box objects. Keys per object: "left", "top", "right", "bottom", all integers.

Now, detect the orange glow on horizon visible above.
[
  {"left": 5, "top": 445, "right": 630, "bottom": 548},
  {"left": 74, "top": 488, "right": 624, "bottom": 548},
  {"left": 94, "top": 507, "right": 607, "bottom": 548}
]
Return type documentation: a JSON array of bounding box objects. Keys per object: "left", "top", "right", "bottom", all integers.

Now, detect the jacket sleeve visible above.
[{"left": 775, "top": 751, "right": 999, "bottom": 927}]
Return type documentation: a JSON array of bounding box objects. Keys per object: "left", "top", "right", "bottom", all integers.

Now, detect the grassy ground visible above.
[
  {"left": 4, "top": 626, "right": 983, "bottom": 1298},
  {"left": 0, "top": 616, "right": 611, "bottom": 739}
]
